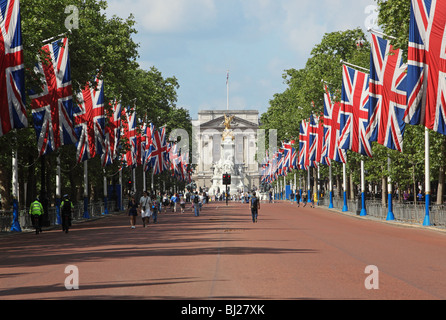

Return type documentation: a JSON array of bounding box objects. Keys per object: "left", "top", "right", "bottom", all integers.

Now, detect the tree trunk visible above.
[{"left": 382, "top": 175, "right": 386, "bottom": 206}]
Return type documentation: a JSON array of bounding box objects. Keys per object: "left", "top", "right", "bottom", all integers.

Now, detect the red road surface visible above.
[{"left": 1, "top": 201, "right": 446, "bottom": 300}]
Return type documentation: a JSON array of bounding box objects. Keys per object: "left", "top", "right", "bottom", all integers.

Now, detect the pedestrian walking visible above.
[
  {"left": 163, "top": 193, "right": 169, "bottom": 213},
  {"left": 29, "top": 196, "right": 44, "bottom": 234},
  {"left": 302, "top": 191, "right": 307, "bottom": 207},
  {"left": 193, "top": 192, "right": 200, "bottom": 216},
  {"left": 127, "top": 195, "right": 138, "bottom": 229},
  {"left": 139, "top": 191, "right": 152, "bottom": 227},
  {"left": 151, "top": 193, "right": 158, "bottom": 223},
  {"left": 180, "top": 195, "right": 186, "bottom": 213},
  {"left": 250, "top": 192, "right": 260, "bottom": 223},
  {"left": 60, "top": 194, "right": 74, "bottom": 233}
]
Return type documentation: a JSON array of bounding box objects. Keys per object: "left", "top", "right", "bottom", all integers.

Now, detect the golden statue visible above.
[{"left": 222, "top": 114, "right": 235, "bottom": 141}]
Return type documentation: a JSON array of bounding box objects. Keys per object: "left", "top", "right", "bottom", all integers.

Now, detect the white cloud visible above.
[{"left": 106, "top": 0, "right": 217, "bottom": 34}]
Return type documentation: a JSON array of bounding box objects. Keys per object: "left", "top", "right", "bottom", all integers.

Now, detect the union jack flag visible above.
[
  {"left": 323, "top": 85, "right": 346, "bottom": 163},
  {"left": 74, "top": 77, "right": 105, "bottom": 162},
  {"left": 169, "top": 143, "right": 182, "bottom": 178},
  {"left": 282, "top": 140, "right": 296, "bottom": 172},
  {"left": 314, "top": 114, "right": 330, "bottom": 166},
  {"left": 339, "top": 64, "right": 373, "bottom": 157},
  {"left": 122, "top": 106, "right": 137, "bottom": 168},
  {"left": 143, "top": 122, "right": 154, "bottom": 172},
  {"left": 404, "top": 0, "right": 446, "bottom": 135},
  {"left": 149, "top": 127, "right": 169, "bottom": 174},
  {"left": 299, "top": 120, "right": 309, "bottom": 170},
  {"left": 0, "top": 0, "right": 26, "bottom": 137},
  {"left": 367, "top": 33, "right": 407, "bottom": 152},
  {"left": 102, "top": 100, "right": 121, "bottom": 167},
  {"left": 308, "top": 113, "right": 318, "bottom": 165},
  {"left": 30, "top": 37, "right": 77, "bottom": 156}
]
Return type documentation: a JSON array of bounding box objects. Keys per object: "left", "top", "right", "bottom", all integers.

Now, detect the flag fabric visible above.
[
  {"left": 367, "top": 33, "right": 407, "bottom": 152},
  {"left": 74, "top": 77, "right": 105, "bottom": 162},
  {"left": 143, "top": 122, "right": 154, "bottom": 172},
  {"left": 149, "top": 127, "right": 169, "bottom": 174},
  {"left": 282, "top": 141, "right": 295, "bottom": 172},
  {"left": 314, "top": 114, "right": 330, "bottom": 166},
  {"left": 308, "top": 113, "right": 318, "bottom": 166},
  {"left": 102, "top": 100, "right": 121, "bottom": 167},
  {"left": 169, "top": 143, "right": 182, "bottom": 178},
  {"left": 122, "top": 106, "right": 137, "bottom": 168},
  {"left": 0, "top": 0, "right": 26, "bottom": 137},
  {"left": 404, "top": 0, "right": 446, "bottom": 135},
  {"left": 323, "top": 85, "right": 347, "bottom": 163},
  {"left": 30, "top": 37, "right": 77, "bottom": 156},
  {"left": 339, "top": 64, "right": 373, "bottom": 157},
  {"left": 299, "top": 120, "right": 309, "bottom": 170}
]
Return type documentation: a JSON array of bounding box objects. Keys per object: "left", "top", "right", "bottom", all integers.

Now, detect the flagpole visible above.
[
  {"left": 386, "top": 155, "right": 395, "bottom": 220},
  {"left": 83, "top": 161, "right": 90, "bottom": 218},
  {"left": 226, "top": 70, "right": 229, "bottom": 111},
  {"left": 10, "top": 135, "right": 21, "bottom": 232},
  {"left": 317, "top": 165, "right": 320, "bottom": 205},
  {"left": 342, "top": 163, "right": 348, "bottom": 212},
  {"left": 340, "top": 59, "right": 369, "bottom": 73},
  {"left": 119, "top": 169, "right": 123, "bottom": 211},
  {"left": 56, "top": 155, "right": 61, "bottom": 224},
  {"left": 307, "top": 168, "right": 311, "bottom": 204},
  {"left": 423, "top": 128, "right": 431, "bottom": 226},
  {"left": 132, "top": 167, "right": 136, "bottom": 195},
  {"left": 360, "top": 160, "right": 367, "bottom": 216},
  {"left": 103, "top": 169, "right": 108, "bottom": 215},
  {"left": 328, "top": 165, "right": 334, "bottom": 208},
  {"left": 367, "top": 28, "right": 397, "bottom": 40},
  {"left": 294, "top": 173, "right": 297, "bottom": 202},
  {"left": 299, "top": 175, "right": 302, "bottom": 203}
]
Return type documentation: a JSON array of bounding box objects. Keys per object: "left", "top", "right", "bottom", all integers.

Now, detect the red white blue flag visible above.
[
  {"left": 299, "top": 120, "right": 309, "bottom": 170},
  {"left": 122, "top": 106, "right": 137, "bottom": 168},
  {"left": 101, "top": 100, "right": 121, "bottom": 167},
  {"left": 314, "top": 114, "right": 330, "bottom": 166},
  {"left": 149, "top": 127, "right": 169, "bottom": 174},
  {"left": 404, "top": 0, "right": 446, "bottom": 135},
  {"left": 323, "top": 85, "right": 346, "bottom": 163},
  {"left": 30, "top": 37, "right": 77, "bottom": 156},
  {"left": 0, "top": 0, "right": 26, "bottom": 137},
  {"left": 143, "top": 122, "right": 154, "bottom": 172},
  {"left": 339, "top": 64, "right": 373, "bottom": 157},
  {"left": 74, "top": 76, "right": 105, "bottom": 162},
  {"left": 367, "top": 33, "right": 407, "bottom": 152}
]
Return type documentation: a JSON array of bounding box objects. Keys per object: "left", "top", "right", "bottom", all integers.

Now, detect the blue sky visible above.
[{"left": 105, "top": 0, "right": 379, "bottom": 120}]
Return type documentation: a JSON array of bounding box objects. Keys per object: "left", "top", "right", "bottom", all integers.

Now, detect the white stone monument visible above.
[{"left": 208, "top": 115, "right": 246, "bottom": 195}]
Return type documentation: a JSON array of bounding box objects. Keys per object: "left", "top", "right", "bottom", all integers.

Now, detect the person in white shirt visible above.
[{"left": 139, "top": 191, "right": 152, "bottom": 227}]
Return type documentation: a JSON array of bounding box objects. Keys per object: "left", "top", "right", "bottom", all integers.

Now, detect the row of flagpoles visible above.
[
  {"left": 0, "top": 1, "right": 191, "bottom": 231},
  {"left": 261, "top": 1, "right": 446, "bottom": 227}
]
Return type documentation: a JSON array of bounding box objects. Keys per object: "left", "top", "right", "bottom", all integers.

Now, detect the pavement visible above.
[{"left": 1, "top": 200, "right": 446, "bottom": 301}]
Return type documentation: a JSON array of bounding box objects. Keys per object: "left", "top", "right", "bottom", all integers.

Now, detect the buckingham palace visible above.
[{"left": 191, "top": 109, "right": 262, "bottom": 193}]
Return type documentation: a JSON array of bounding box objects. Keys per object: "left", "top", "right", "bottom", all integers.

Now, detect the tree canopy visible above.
[{"left": 0, "top": 0, "right": 191, "bottom": 209}]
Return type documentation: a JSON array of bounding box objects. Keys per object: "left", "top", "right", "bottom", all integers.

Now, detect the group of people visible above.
[
  {"left": 127, "top": 191, "right": 207, "bottom": 229},
  {"left": 29, "top": 194, "right": 73, "bottom": 234}
]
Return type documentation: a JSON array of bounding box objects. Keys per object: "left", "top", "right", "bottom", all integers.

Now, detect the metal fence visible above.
[
  {"left": 318, "top": 195, "right": 446, "bottom": 227},
  {"left": 0, "top": 200, "right": 126, "bottom": 232}
]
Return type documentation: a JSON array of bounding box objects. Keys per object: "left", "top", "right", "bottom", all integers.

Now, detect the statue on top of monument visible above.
[{"left": 222, "top": 114, "right": 235, "bottom": 141}]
